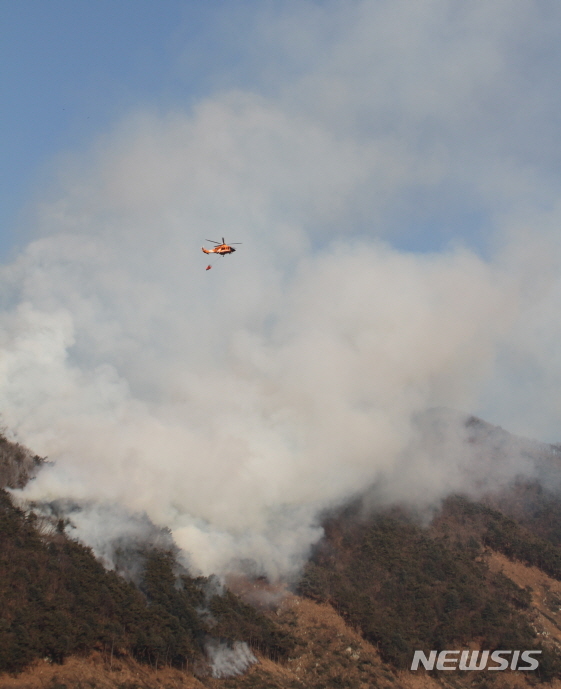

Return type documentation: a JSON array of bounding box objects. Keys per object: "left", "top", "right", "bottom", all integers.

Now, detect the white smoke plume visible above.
[
  {"left": 3, "top": 2, "right": 561, "bottom": 579},
  {"left": 205, "top": 639, "right": 257, "bottom": 678}
]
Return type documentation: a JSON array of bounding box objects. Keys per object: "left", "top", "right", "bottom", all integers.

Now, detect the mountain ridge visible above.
[{"left": 2, "top": 413, "right": 561, "bottom": 686}]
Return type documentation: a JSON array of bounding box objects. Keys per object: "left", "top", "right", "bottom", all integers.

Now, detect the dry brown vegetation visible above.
[{"left": 3, "top": 428, "right": 561, "bottom": 688}]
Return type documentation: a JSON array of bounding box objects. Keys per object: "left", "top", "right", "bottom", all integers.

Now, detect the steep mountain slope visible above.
[
  {"left": 0, "top": 434, "right": 44, "bottom": 490},
  {"left": 3, "top": 415, "right": 561, "bottom": 687},
  {"left": 3, "top": 580, "right": 561, "bottom": 689},
  {"left": 0, "top": 485, "right": 294, "bottom": 679}
]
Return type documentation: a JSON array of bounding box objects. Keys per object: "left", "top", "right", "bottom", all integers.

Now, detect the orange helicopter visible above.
[
  {"left": 202, "top": 238, "right": 241, "bottom": 269},
  {"left": 202, "top": 237, "right": 241, "bottom": 256}
]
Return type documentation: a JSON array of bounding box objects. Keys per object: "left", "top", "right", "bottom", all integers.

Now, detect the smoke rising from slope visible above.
[
  {"left": 4, "top": 2, "right": 561, "bottom": 578},
  {"left": 205, "top": 640, "right": 257, "bottom": 678}
]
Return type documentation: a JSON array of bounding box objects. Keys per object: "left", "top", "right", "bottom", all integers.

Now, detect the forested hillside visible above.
[
  {"left": 299, "top": 495, "right": 561, "bottom": 681},
  {"left": 0, "top": 482, "right": 294, "bottom": 678},
  {"left": 0, "top": 434, "right": 44, "bottom": 490},
  {"left": 3, "top": 424, "right": 561, "bottom": 687},
  {"left": 0, "top": 487, "right": 294, "bottom": 674}
]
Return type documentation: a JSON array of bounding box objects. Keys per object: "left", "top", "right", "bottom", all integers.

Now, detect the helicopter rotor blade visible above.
[{"left": 205, "top": 239, "right": 221, "bottom": 244}]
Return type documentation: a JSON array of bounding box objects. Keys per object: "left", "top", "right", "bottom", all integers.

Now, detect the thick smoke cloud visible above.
[{"left": 4, "top": 1, "right": 561, "bottom": 578}]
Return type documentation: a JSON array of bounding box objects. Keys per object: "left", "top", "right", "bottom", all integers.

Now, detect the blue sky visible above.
[
  {"left": 6, "top": 0, "right": 552, "bottom": 259},
  {"left": 1, "top": 0, "right": 252, "bottom": 254},
  {"left": 4, "top": 1, "right": 561, "bottom": 259}
]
